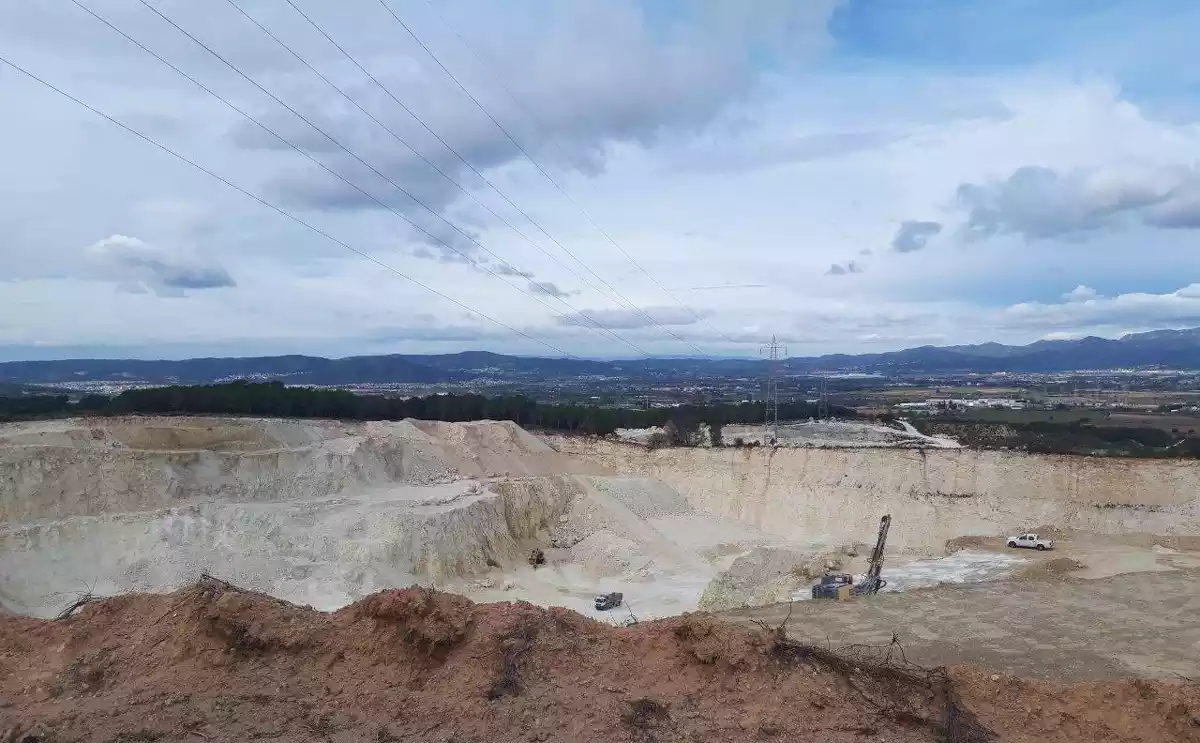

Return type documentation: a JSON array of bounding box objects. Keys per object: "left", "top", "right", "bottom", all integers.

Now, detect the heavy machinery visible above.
[
  {"left": 811, "top": 514, "right": 890, "bottom": 600},
  {"left": 594, "top": 592, "right": 623, "bottom": 611}
]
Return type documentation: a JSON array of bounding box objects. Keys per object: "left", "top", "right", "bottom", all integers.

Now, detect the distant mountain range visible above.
[{"left": 6, "top": 328, "right": 1200, "bottom": 385}]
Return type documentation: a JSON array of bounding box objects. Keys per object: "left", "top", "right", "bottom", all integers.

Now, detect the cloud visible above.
[
  {"left": 86, "top": 235, "right": 234, "bottom": 297},
  {"left": 1062, "top": 285, "right": 1100, "bottom": 302},
  {"left": 954, "top": 165, "right": 1199, "bottom": 241},
  {"left": 826, "top": 260, "right": 862, "bottom": 275},
  {"left": 891, "top": 220, "right": 942, "bottom": 253},
  {"left": 1041, "top": 331, "right": 1086, "bottom": 341},
  {"left": 8, "top": 0, "right": 1200, "bottom": 360},
  {"left": 494, "top": 264, "right": 534, "bottom": 279},
  {"left": 227, "top": 0, "right": 841, "bottom": 223},
  {"left": 363, "top": 324, "right": 505, "bottom": 343},
  {"left": 554, "top": 306, "right": 707, "bottom": 329},
  {"left": 528, "top": 281, "right": 572, "bottom": 298},
  {"left": 668, "top": 128, "right": 904, "bottom": 174},
  {"left": 1001, "top": 283, "right": 1200, "bottom": 331},
  {"left": 857, "top": 332, "right": 946, "bottom": 344},
  {"left": 1144, "top": 184, "right": 1200, "bottom": 228}
]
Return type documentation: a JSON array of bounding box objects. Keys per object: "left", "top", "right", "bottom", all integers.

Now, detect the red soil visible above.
[{"left": 2, "top": 579, "right": 1197, "bottom": 742}]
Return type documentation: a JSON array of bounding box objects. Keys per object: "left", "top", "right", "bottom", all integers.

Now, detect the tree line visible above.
[
  {"left": 912, "top": 416, "right": 1200, "bottom": 458},
  {"left": 0, "top": 381, "right": 856, "bottom": 438}
]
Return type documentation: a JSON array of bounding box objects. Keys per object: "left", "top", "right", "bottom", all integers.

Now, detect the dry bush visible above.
[
  {"left": 752, "top": 614, "right": 995, "bottom": 743},
  {"left": 487, "top": 618, "right": 540, "bottom": 700},
  {"left": 645, "top": 432, "right": 669, "bottom": 450},
  {"left": 622, "top": 698, "right": 673, "bottom": 742},
  {"left": 54, "top": 582, "right": 100, "bottom": 620}
]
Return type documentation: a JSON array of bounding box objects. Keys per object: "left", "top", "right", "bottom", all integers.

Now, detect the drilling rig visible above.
[{"left": 811, "top": 514, "right": 891, "bottom": 600}]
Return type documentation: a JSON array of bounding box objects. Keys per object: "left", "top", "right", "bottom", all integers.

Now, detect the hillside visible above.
[{"left": 7, "top": 327, "right": 1200, "bottom": 384}]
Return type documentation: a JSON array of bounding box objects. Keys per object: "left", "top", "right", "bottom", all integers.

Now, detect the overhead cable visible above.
[
  {"left": 376, "top": 0, "right": 743, "bottom": 348},
  {"left": 221, "top": 0, "right": 657, "bottom": 357},
  {"left": 275, "top": 0, "right": 705, "bottom": 355},
  {"left": 86, "top": 0, "right": 650, "bottom": 356},
  {"left": 0, "top": 53, "right": 581, "bottom": 358}
]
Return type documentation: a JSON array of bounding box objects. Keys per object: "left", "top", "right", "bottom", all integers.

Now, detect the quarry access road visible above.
[{"left": 725, "top": 569, "right": 1200, "bottom": 682}]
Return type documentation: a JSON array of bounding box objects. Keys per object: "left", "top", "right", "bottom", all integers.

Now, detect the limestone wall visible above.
[
  {"left": 550, "top": 439, "right": 1200, "bottom": 552},
  {"left": 0, "top": 418, "right": 594, "bottom": 523}
]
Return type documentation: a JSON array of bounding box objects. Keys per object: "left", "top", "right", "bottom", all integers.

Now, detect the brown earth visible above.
[
  {"left": 2, "top": 580, "right": 1199, "bottom": 743},
  {"left": 1015, "top": 556, "right": 1088, "bottom": 580}
]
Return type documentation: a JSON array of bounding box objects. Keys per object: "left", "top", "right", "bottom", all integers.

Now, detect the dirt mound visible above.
[
  {"left": 3, "top": 581, "right": 1198, "bottom": 743},
  {"left": 946, "top": 535, "right": 994, "bottom": 553},
  {"left": 698, "top": 547, "right": 843, "bottom": 610},
  {"left": 1017, "top": 557, "right": 1088, "bottom": 581},
  {"left": 355, "top": 587, "right": 474, "bottom": 658}
]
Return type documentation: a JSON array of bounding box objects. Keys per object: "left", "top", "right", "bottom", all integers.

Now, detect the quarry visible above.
[
  {"left": 4, "top": 415, "right": 1200, "bottom": 621},
  {"left": 3, "top": 415, "right": 1200, "bottom": 741}
]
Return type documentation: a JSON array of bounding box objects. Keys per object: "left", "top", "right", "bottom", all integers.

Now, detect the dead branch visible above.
[
  {"left": 748, "top": 611, "right": 993, "bottom": 743},
  {"left": 54, "top": 580, "right": 100, "bottom": 621},
  {"left": 487, "top": 618, "right": 540, "bottom": 699},
  {"left": 198, "top": 572, "right": 242, "bottom": 591}
]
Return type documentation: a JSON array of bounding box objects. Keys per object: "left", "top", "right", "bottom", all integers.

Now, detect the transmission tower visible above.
[
  {"left": 818, "top": 377, "right": 829, "bottom": 420},
  {"left": 760, "top": 335, "right": 786, "bottom": 444}
]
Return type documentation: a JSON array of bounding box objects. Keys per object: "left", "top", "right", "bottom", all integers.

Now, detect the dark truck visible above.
[{"left": 593, "top": 592, "right": 623, "bottom": 611}]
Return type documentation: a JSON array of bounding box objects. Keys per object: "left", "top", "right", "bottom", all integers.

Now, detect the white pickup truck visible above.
[{"left": 1006, "top": 533, "right": 1054, "bottom": 551}]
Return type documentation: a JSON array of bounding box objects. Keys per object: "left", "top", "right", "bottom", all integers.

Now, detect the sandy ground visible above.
[
  {"left": 947, "top": 530, "right": 1200, "bottom": 580},
  {"left": 727, "top": 568, "right": 1200, "bottom": 682}
]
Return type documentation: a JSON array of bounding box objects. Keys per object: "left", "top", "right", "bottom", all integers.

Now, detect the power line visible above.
[
  {"left": 760, "top": 335, "right": 786, "bottom": 444},
  {"left": 0, "top": 53, "right": 579, "bottom": 359},
  {"left": 109, "top": 0, "right": 648, "bottom": 356},
  {"left": 220, "top": 0, "right": 657, "bottom": 358},
  {"left": 376, "top": 0, "right": 743, "bottom": 348},
  {"left": 271, "top": 0, "right": 705, "bottom": 356}
]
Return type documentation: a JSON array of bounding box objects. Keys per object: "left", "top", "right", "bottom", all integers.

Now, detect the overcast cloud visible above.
[
  {"left": 86, "top": 234, "right": 236, "bottom": 296},
  {"left": 3, "top": 0, "right": 1200, "bottom": 359},
  {"left": 952, "top": 165, "right": 1200, "bottom": 241},
  {"left": 891, "top": 220, "right": 942, "bottom": 253}
]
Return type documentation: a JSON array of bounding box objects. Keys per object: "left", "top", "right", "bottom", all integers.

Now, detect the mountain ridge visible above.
[{"left": 6, "top": 328, "right": 1200, "bottom": 384}]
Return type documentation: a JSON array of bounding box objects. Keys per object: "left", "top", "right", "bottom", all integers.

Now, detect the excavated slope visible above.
[
  {"left": 0, "top": 418, "right": 600, "bottom": 617},
  {"left": 0, "top": 417, "right": 598, "bottom": 522},
  {"left": 549, "top": 438, "right": 1200, "bottom": 552}
]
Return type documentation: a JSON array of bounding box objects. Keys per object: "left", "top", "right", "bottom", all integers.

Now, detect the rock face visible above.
[
  {"left": 0, "top": 417, "right": 597, "bottom": 522},
  {"left": 549, "top": 438, "right": 1200, "bottom": 553},
  {"left": 1, "top": 419, "right": 780, "bottom": 620},
  {"left": 0, "top": 418, "right": 598, "bottom": 617},
  {"left": 698, "top": 547, "right": 843, "bottom": 611},
  {"left": 0, "top": 475, "right": 584, "bottom": 618}
]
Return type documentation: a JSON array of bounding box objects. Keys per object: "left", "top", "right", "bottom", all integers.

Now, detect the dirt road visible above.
[{"left": 725, "top": 569, "right": 1200, "bottom": 682}]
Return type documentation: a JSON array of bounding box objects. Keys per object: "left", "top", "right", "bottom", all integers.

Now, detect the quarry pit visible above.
[{"left": 2, "top": 415, "right": 1199, "bottom": 680}]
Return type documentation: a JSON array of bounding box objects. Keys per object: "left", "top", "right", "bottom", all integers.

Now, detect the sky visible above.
[{"left": 3, "top": 0, "right": 1200, "bottom": 361}]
